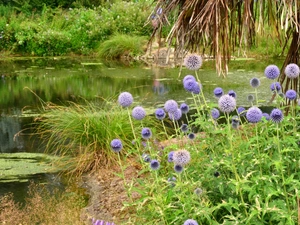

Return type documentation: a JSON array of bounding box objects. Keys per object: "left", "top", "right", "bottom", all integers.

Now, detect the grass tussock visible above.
[
  {"left": 97, "top": 34, "right": 148, "bottom": 59},
  {"left": 0, "top": 183, "right": 86, "bottom": 225}
]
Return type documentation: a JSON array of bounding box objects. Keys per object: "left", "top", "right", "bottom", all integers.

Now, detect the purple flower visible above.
[
  {"left": 194, "top": 187, "right": 203, "bottom": 195},
  {"left": 247, "top": 94, "right": 255, "bottom": 102},
  {"left": 174, "top": 164, "right": 184, "bottom": 173},
  {"left": 173, "top": 149, "right": 191, "bottom": 165},
  {"left": 180, "top": 103, "right": 189, "bottom": 114},
  {"left": 155, "top": 108, "right": 166, "bottom": 120},
  {"left": 150, "top": 159, "right": 160, "bottom": 170},
  {"left": 142, "top": 153, "right": 151, "bottom": 162},
  {"left": 228, "top": 90, "right": 237, "bottom": 98},
  {"left": 184, "top": 219, "right": 199, "bottom": 225},
  {"left": 180, "top": 124, "right": 189, "bottom": 133},
  {"left": 213, "top": 87, "right": 223, "bottom": 98},
  {"left": 164, "top": 99, "right": 178, "bottom": 113},
  {"left": 284, "top": 63, "right": 299, "bottom": 79},
  {"left": 132, "top": 106, "right": 146, "bottom": 120},
  {"left": 237, "top": 106, "right": 246, "bottom": 116},
  {"left": 141, "top": 127, "right": 152, "bottom": 139},
  {"left": 118, "top": 92, "right": 133, "bottom": 107},
  {"left": 262, "top": 113, "right": 270, "bottom": 121},
  {"left": 211, "top": 108, "right": 220, "bottom": 119},
  {"left": 188, "top": 132, "right": 196, "bottom": 140},
  {"left": 218, "top": 94, "right": 236, "bottom": 113},
  {"left": 250, "top": 77, "right": 260, "bottom": 88},
  {"left": 168, "top": 108, "right": 182, "bottom": 121},
  {"left": 184, "top": 54, "right": 202, "bottom": 70},
  {"left": 168, "top": 151, "right": 174, "bottom": 162},
  {"left": 270, "top": 108, "right": 284, "bottom": 123},
  {"left": 183, "top": 79, "right": 197, "bottom": 92},
  {"left": 265, "top": 65, "right": 280, "bottom": 79},
  {"left": 110, "top": 139, "right": 123, "bottom": 153},
  {"left": 191, "top": 82, "right": 201, "bottom": 94},
  {"left": 246, "top": 106, "right": 262, "bottom": 123},
  {"left": 285, "top": 89, "right": 297, "bottom": 100},
  {"left": 183, "top": 75, "right": 196, "bottom": 84},
  {"left": 270, "top": 82, "right": 281, "bottom": 92}
]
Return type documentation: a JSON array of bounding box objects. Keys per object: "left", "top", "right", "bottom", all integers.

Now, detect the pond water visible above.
[{"left": 0, "top": 56, "right": 284, "bottom": 201}]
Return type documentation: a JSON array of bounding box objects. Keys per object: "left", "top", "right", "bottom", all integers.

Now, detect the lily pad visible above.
[{"left": 0, "top": 153, "right": 65, "bottom": 183}]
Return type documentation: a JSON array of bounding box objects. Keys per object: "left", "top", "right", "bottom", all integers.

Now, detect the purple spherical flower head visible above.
[
  {"left": 118, "top": 92, "right": 133, "bottom": 107},
  {"left": 168, "top": 151, "right": 174, "bottom": 162},
  {"left": 173, "top": 149, "right": 191, "bottom": 166},
  {"left": 211, "top": 108, "right": 220, "bottom": 119},
  {"left": 110, "top": 139, "right": 123, "bottom": 153},
  {"left": 191, "top": 82, "right": 201, "bottom": 94},
  {"left": 285, "top": 63, "right": 300, "bottom": 79},
  {"left": 150, "top": 159, "right": 160, "bottom": 170},
  {"left": 265, "top": 65, "right": 280, "bottom": 79},
  {"left": 250, "top": 77, "right": 260, "bottom": 88},
  {"left": 247, "top": 94, "right": 255, "bottom": 102},
  {"left": 155, "top": 108, "right": 166, "bottom": 120},
  {"left": 183, "top": 79, "right": 197, "bottom": 92},
  {"left": 270, "top": 108, "right": 284, "bottom": 123},
  {"left": 168, "top": 108, "right": 182, "bottom": 121},
  {"left": 174, "top": 164, "right": 184, "bottom": 173},
  {"left": 246, "top": 106, "right": 262, "bottom": 123},
  {"left": 228, "top": 90, "right": 237, "bottom": 98},
  {"left": 181, "top": 124, "right": 189, "bottom": 133},
  {"left": 237, "top": 106, "right": 246, "bottom": 116},
  {"left": 213, "top": 87, "right": 223, "bottom": 98},
  {"left": 184, "top": 54, "right": 203, "bottom": 70},
  {"left": 218, "top": 94, "right": 236, "bottom": 113},
  {"left": 180, "top": 103, "right": 189, "bottom": 114},
  {"left": 164, "top": 99, "right": 178, "bottom": 113},
  {"left": 188, "top": 132, "right": 196, "bottom": 140},
  {"left": 183, "top": 75, "right": 196, "bottom": 84},
  {"left": 285, "top": 89, "right": 297, "bottom": 100},
  {"left": 142, "top": 153, "right": 151, "bottom": 163},
  {"left": 132, "top": 106, "right": 146, "bottom": 120},
  {"left": 184, "top": 219, "right": 199, "bottom": 225},
  {"left": 141, "top": 127, "right": 152, "bottom": 139},
  {"left": 262, "top": 113, "right": 270, "bottom": 121},
  {"left": 270, "top": 82, "right": 281, "bottom": 92}
]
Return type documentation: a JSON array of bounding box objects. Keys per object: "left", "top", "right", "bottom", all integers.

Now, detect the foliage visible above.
[
  {"left": 97, "top": 34, "right": 147, "bottom": 59},
  {"left": 0, "top": 183, "right": 86, "bottom": 225}
]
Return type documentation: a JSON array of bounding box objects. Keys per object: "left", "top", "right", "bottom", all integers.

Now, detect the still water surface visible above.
[{"left": 0, "top": 56, "right": 284, "bottom": 200}]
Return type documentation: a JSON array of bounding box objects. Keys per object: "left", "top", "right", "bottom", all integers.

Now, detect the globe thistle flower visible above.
[
  {"left": 168, "top": 108, "right": 182, "bottom": 121},
  {"left": 150, "top": 159, "right": 160, "bottom": 170},
  {"left": 188, "top": 132, "right": 196, "bottom": 140},
  {"left": 270, "top": 108, "right": 284, "bottom": 123},
  {"left": 180, "top": 124, "right": 189, "bottom": 133},
  {"left": 232, "top": 121, "right": 239, "bottom": 129},
  {"left": 246, "top": 106, "right": 262, "bottom": 123},
  {"left": 270, "top": 82, "right": 281, "bottom": 92},
  {"left": 285, "top": 89, "right": 297, "bottom": 100},
  {"left": 141, "top": 127, "right": 152, "bottom": 139},
  {"left": 174, "top": 164, "right": 184, "bottom": 173},
  {"left": 218, "top": 94, "right": 236, "bottom": 113},
  {"left": 183, "top": 219, "right": 199, "bottom": 225},
  {"left": 250, "top": 77, "right": 260, "bottom": 88},
  {"left": 118, "top": 92, "right": 133, "bottom": 107},
  {"left": 237, "top": 106, "right": 246, "bottom": 116},
  {"left": 132, "top": 106, "right": 146, "bottom": 120},
  {"left": 262, "top": 113, "right": 270, "bottom": 121},
  {"left": 183, "top": 75, "right": 196, "bottom": 84},
  {"left": 191, "top": 82, "right": 201, "bottom": 94},
  {"left": 180, "top": 103, "right": 189, "bottom": 114},
  {"left": 164, "top": 99, "right": 178, "bottom": 113},
  {"left": 155, "top": 108, "right": 166, "bottom": 120},
  {"left": 247, "top": 94, "right": 255, "bottom": 102},
  {"left": 231, "top": 115, "right": 239, "bottom": 129},
  {"left": 284, "top": 63, "right": 299, "bottom": 79},
  {"left": 183, "top": 79, "right": 197, "bottom": 92},
  {"left": 211, "top": 108, "right": 220, "bottom": 119},
  {"left": 173, "top": 149, "right": 191, "bottom": 166},
  {"left": 228, "top": 90, "right": 237, "bottom": 98},
  {"left": 110, "top": 139, "right": 123, "bottom": 153},
  {"left": 142, "top": 153, "right": 151, "bottom": 163},
  {"left": 264, "top": 65, "right": 280, "bottom": 79},
  {"left": 194, "top": 187, "right": 203, "bottom": 196},
  {"left": 184, "top": 54, "right": 203, "bottom": 70},
  {"left": 168, "top": 151, "right": 174, "bottom": 162},
  {"left": 213, "top": 87, "right": 223, "bottom": 98}
]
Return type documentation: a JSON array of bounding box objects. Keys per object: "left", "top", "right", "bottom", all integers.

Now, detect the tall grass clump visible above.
[
  {"left": 97, "top": 34, "right": 147, "bottom": 59},
  {"left": 111, "top": 59, "right": 300, "bottom": 224}
]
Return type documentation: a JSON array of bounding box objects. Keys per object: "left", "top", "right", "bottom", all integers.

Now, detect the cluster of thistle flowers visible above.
[
  {"left": 210, "top": 63, "right": 300, "bottom": 126},
  {"left": 92, "top": 218, "right": 116, "bottom": 225}
]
